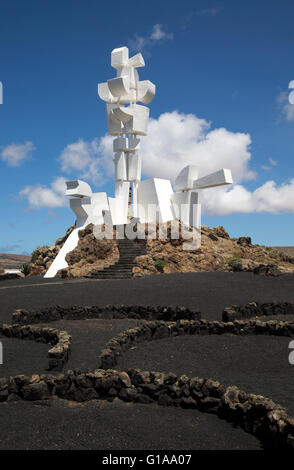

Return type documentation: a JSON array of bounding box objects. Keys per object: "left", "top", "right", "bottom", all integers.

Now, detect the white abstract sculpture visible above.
[
  {"left": 98, "top": 46, "right": 156, "bottom": 223},
  {"left": 172, "top": 165, "right": 232, "bottom": 230},
  {"left": 44, "top": 181, "right": 109, "bottom": 278},
  {"left": 44, "top": 46, "right": 233, "bottom": 278}
]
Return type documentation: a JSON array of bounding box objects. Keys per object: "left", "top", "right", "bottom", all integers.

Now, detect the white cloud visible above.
[
  {"left": 1, "top": 141, "right": 35, "bottom": 167},
  {"left": 58, "top": 138, "right": 107, "bottom": 185},
  {"left": 277, "top": 91, "right": 294, "bottom": 122},
  {"left": 18, "top": 111, "right": 294, "bottom": 215},
  {"left": 203, "top": 179, "right": 294, "bottom": 215},
  {"left": 261, "top": 157, "right": 278, "bottom": 171},
  {"left": 150, "top": 24, "right": 173, "bottom": 41},
  {"left": 19, "top": 177, "right": 67, "bottom": 209},
  {"left": 107, "top": 110, "right": 292, "bottom": 216},
  {"left": 253, "top": 179, "right": 294, "bottom": 213},
  {"left": 269, "top": 157, "right": 277, "bottom": 166},
  {"left": 140, "top": 111, "right": 255, "bottom": 183},
  {"left": 128, "top": 24, "right": 173, "bottom": 52},
  {"left": 203, "top": 185, "right": 255, "bottom": 215}
]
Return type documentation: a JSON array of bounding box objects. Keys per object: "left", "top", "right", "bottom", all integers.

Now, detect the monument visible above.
[{"left": 44, "top": 46, "right": 233, "bottom": 278}]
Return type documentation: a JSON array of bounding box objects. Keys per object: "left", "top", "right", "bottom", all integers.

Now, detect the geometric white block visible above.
[
  {"left": 172, "top": 191, "right": 202, "bottom": 228},
  {"left": 127, "top": 153, "right": 141, "bottom": 182},
  {"left": 137, "top": 80, "right": 156, "bottom": 105},
  {"left": 98, "top": 82, "right": 135, "bottom": 105},
  {"left": 91, "top": 192, "right": 110, "bottom": 225},
  {"left": 174, "top": 165, "right": 199, "bottom": 191},
  {"left": 113, "top": 136, "right": 141, "bottom": 154},
  {"left": 114, "top": 152, "right": 127, "bottom": 180},
  {"left": 123, "top": 104, "right": 150, "bottom": 136},
  {"left": 115, "top": 180, "right": 130, "bottom": 201},
  {"left": 70, "top": 197, "right": 91, "bottom": 224},
  {"left": 65, "top": 180, "right": 92, "bottom": 198},
  {"left": 128, "top": 135, "right": 141, "bottom": 152},
  {"left": 98, "top": 82, "right": 114, "bottom": 103},
  {"left": 113, "top": 137, "right": 128, "bottom": 153},
  {"left": 193, "top": 169, "right": 233, "bottom": 189},
  {"left": 106, "top": 103, "right": 123, "bottom": 135},
  {"left": 112, "top": 105, "right": 134, "bottom": 123},
  {"left": 117, "top": 66, "right": 137, "bottom": 91},
  {"left": 111, "top": 47, "right": 129, "bottom": 69},
  {"left": 69, "top": 192, "right": 109, "bottom": 227},
  {"left": 107, "top": 76, "right": 130, "bottom": 98},
  {"left": 137, "top": 178, "right": 174, "bottom": 224},
  {"left": 128, "top": 53, "right": 145, "bottom": 68},
  {"left": 106, "top": 181, "right": 130, "bottom": 225}
]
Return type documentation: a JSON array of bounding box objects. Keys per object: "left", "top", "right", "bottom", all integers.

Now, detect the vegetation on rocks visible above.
[
  {"left": 154, "top": 259, "right": 165, "bottom": 272},
  {"left": 20, "top": 263, "right": 31, "bottom": 276},
  {"left": 31, "top": 246, "right": 49, "bottom": 264},
  {"left": 226, "top": 256, "right": 243, "bottom": 272}
]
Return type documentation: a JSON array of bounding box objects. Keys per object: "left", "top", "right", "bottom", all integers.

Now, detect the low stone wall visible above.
[
  {"left": 0, "top": 367, "right": 293, "bottom": 449},
  {"left": 12, "top": 304, "right": 201, "bottom": 325},
  {"left": 222, "top": 301, "right": 294, "bottom": 322},
  {"left": 0, "top": 324, "right": 71, "bottom": 371},
  {"left": 98, "top": 318, "right": 294, "bottom": 369}
]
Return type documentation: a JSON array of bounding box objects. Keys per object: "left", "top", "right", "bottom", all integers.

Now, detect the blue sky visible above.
[{"left": 0, "top": 0, "right": 294, "bottom": 255}]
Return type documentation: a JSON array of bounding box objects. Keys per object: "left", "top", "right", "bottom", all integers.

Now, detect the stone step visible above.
[
  {"left": 89, "top": 273, "right": 133, "bottom": 279},
  {"left": 119, "top": 252, "right": 142, "bottom": 255},
  {"left": 87, "top": 235, "right": 147, "bottom": 279},
  {"left": 103, "top": 265, "right": 133, "bottom": 268},
  {"left": 97, "top": 269, "right": 133, "bottom": 273},
  {"left": 94, "top": 265, "right": 134, "bottom": 270},
  {"left": 121, "top": 250, "right": 143, "bottom": 253},
  {"left": 119, "top": 254, "right": 145, "bottom": 257},
  {"left": 119, "top": 255, "right": 145, "bottom": 257}
]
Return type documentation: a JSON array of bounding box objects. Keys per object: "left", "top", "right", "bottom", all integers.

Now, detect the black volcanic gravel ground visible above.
[
  {"left": 0, "top": 398, "right": 261, "bottom": 450},
  {"left": 39, "top": 319, "right": 145, "bottom": 373},
  {"left": 0, "top": 272, "right": 294, "bottom": 450},
  {"left": 1, "top": 272, "right": 294, "bottom": 323},
  {"left": 0, "top": 319, "right": 144, "bottom": 377},
  {"left": 118, "top": 334, "right": 294, "bottom": 417},
  {"left": 0, "top": 336, "right": 49, "bottom": 377}
]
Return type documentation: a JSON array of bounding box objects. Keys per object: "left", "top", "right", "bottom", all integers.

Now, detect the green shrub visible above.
[
  {"left": 226, "top": 256, "right": 242, "bottom": 272},
  {"left": 264, "top": 246, "right": 272, "bottom": 252},
  {"left": 20, "top": 263, "right": 31, "bottom": 276},
  {"left": 154, "top": 259, "right": 165, "bottom": 272},
  {"left": 31, "top": 245, "right": 49, "bottom": 263}
]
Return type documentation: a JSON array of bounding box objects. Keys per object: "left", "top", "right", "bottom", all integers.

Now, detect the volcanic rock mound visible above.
[{"left": 29, "top": 222, "right": 294, "bottom": 278}]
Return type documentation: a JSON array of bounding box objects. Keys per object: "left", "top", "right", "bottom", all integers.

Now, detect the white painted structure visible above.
[
  {"left": 44, "top": 46, "right": 233, "bottom": 278},
  {"left": 44, "top": 181, "right": 109, "bottom": 278},
  {"left": 4, "top": 269, "right": 21, "bottom": 274}
]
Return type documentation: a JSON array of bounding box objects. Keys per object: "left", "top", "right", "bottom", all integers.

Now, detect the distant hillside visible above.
[
  {"left": 0, "top": 253, "right": 31, "bottom": 270},
  {"left": 272, "top": 247, "right": 294, "bottom": 257}
]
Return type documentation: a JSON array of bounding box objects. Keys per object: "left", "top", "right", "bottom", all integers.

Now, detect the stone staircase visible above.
[{"left": 87, "top": 237, "right": 146, "bottom": 279}]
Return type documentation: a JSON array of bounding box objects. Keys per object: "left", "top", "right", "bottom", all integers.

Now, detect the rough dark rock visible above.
[
  {"left": 237, "top": 236, "right": 252, "bottom": 247},
  {"left": 222, "top": 301, "right": 294, "bottom": 322},
  {"left": 253, "top": 264, "right": 282, "bottom": 277}
]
